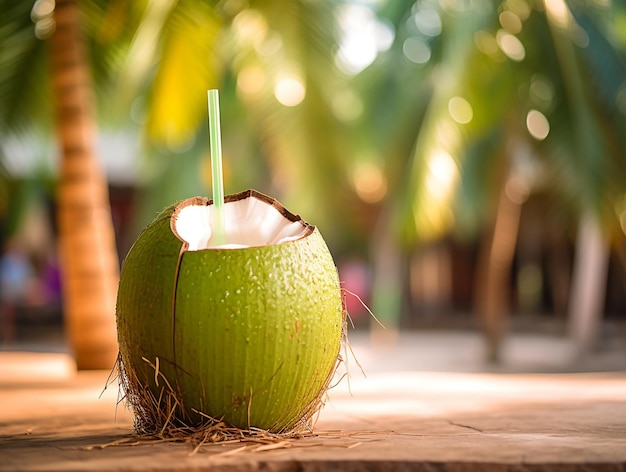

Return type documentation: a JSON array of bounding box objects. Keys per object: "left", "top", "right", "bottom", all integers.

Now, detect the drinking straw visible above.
[{"left": 207, "top": 89, "right": 226, "bottom": 246}]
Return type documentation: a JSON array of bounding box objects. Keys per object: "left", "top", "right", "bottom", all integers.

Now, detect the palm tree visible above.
[
  {"left": 1, "top": 0, "right": 120, "bottom": 369},
  {"left": 9, "top": 0, "right": 623, "bottom": 368},
  {"left": 51, "top": 0, "right": 123, "bottom": 369},
  {"left": 543, "top": 0, "right": 626, "bottom": 357},
  {"left": 1, "top": 0, "right": 349, "bottom": 368},
  {"left": 109, "top": 0, "right": 626, "bottom": 365},
  {"left": 355, "top": 0, "right": 626, "bottom": 360},
  {"left": 117, "top": 1, "right": 353, "bottom": 243}
]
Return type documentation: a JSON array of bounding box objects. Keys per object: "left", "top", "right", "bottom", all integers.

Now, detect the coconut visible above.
[{"left": 116, "top": 189, "right": 345, "bottom": 436}]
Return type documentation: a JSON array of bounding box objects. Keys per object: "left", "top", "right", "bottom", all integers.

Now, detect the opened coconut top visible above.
[{"left": 171, "top": 189, "right": 313, "bottom": 250}]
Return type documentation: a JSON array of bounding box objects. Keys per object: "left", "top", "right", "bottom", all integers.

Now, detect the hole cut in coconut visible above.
[{"left": 171, "top": 190, "right": 313, "bottom": 250}]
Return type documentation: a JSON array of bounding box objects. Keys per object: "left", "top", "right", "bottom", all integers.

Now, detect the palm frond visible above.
[
  {"left": 145, "top": 0, "right": 223, "bottom": 147},
  {"left": 0, "top": 1, "right": 52, "bottom": 133},
  {"left": 393, "top": 3, "right": 497, "bottom": 243},
  {"left": 570, "top": 2, "right": 626, "bottom": 144},
  {"left": 544, "top": 0, "right": 621, "bottom": 228}
]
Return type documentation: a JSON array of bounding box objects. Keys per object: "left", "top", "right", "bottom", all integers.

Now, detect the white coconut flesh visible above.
[{"left": 173, "top": 194, "right": 311, "bottom": 250}]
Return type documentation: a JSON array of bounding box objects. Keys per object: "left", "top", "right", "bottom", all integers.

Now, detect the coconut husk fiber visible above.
[{"left": 114, "top": 311, "right": 352, "bottom": 446}]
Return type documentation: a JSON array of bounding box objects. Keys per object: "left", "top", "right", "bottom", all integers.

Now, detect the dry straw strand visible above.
[{"left": 113, "top": 295, "right": 369, "bottom": 451}]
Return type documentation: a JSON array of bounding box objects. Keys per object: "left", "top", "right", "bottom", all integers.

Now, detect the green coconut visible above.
[{"left": 116, "top": 189, "right": 345, "bottom": 435}]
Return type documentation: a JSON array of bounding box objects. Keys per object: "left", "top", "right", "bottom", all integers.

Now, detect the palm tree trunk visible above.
[
  {"left": 567, "top": 212, "right": 609, "bottom": 358},
  {"left": 475, "top": 175, "right": 525, "bottom": 363},
  {"left": 50, "top": 0, "right": 119, "bottom": 369},
  {"left": 369, "top": 207, "right": 403, "bottom": 344}
]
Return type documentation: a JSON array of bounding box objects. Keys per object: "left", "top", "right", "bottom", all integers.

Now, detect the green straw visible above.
[{"left": 207, "top": 89, "right": 226, "bottom": 246}]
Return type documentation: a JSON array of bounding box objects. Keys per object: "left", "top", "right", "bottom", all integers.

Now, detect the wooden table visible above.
[{"left": 1, "top": 351, "right": 625, "bottom": 471}]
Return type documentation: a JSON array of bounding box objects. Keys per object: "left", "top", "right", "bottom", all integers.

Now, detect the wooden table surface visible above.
[{"left": 1, "top": 350, "right": 625, "bottom": 471}]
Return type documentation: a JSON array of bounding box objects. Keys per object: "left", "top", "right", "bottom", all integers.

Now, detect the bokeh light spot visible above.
[
  {"left": 526, "top": 109, "right": 550, "bottom": 140},
  {"left": 353, "top": 162, "right": 387, "bottom": 203},
  {"left": 403, "top": 37, "right": 431, "bottom": 64},
  {"left": 496, "top": 30, "right": 526, "bottom": 61},
  {"left": 274, "top": 77, "right": 306, "bottom": 107},
  {"left": 530, "top": 75, "right": 554, "bottom": 105},
  {"left": 413, "top": 8, "right": 442, "bottom": 37},
  {"left": 237, "top": 66, "right": 266, "bottom": 99},
  {"left": 448, "top": 96, "right": 473, "bottom": 124},
  {"left": 426, "top": 150, "right": 458, "bottom": 200},
  {"left": 499, "top": 10, "right": 522, "bottom": 34}
]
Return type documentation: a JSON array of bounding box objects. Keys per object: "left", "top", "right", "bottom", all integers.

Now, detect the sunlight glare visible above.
[
  {"left": 237, "top": 66, "right": 266, "bottom": 99},
  {"left": 232, "top": 9, "right": 268, "bottom": 46},
  {"left": 526, "top": 109, "right": 550, "bottom": 140},
  {"left": 545, "top": 0, "right": 570, "bottom": 28},
  {"left": 496, "top": 30, "right": 526, "bottom": 61},
  {"left": 256, "top": 33, "right": 283, "bottom": 60},
  {"left": 499, "top": 10, "right": 522, "bottom": 34},
  {"left": 403, "top": 37, "right": 431, "bottom": 64},
  {"left": 505, "top": 0, "right": 531, "bottom": 20},
  {"left": 570, "top": 24, "right": 590, "bottom": 48},
  {"left": 505, "top": 174, "right": 530, "bottom": 204},
  {"left": 474, "top": 30, "right": 502, "bottom": 60},
  {"left": 353, "top": 162, "right": 387, "bottom": 203},
  {"left": 426, "top": 150, "right": 458, "bottom": 201},
  {"left": 31, "top": 0, "right": 54, "bottom": 18},
  {"left": 530, "top": 75, "right": 554, "bottom": 106},
  {"left": 335, "top": 4, "right": 395, "bottom": 75},
  {"left": 31, "top": 0, "right": 56, "bottom": 39},
  {"left": 413, "top": 8, "right": 442, "bottom": 37},
  {"left": 274, "top": 76, "right": 306, "bottom": 107},
  {"left": 448, "top": 96, "right": 473, "bottom": 124}
]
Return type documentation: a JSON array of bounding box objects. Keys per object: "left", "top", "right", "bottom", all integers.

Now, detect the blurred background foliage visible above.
[{"left": 2, "top": 0, "right": 626, "bottom": 359}]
